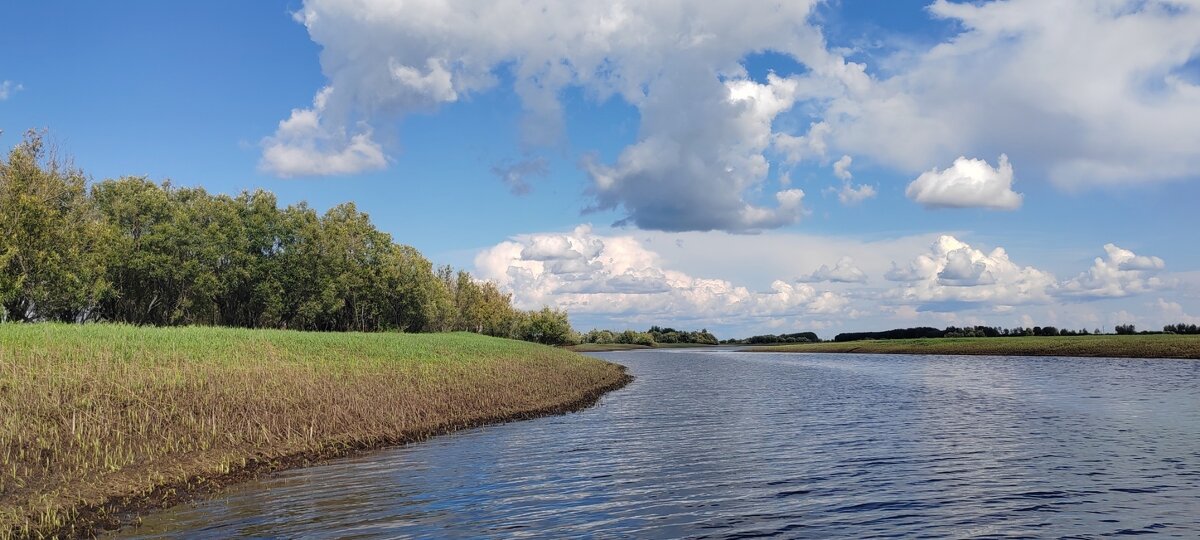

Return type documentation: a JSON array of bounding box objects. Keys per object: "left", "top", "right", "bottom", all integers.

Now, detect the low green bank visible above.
[
  {"left": 0, "top": 324, "right": 630, "bottom": 538},
  {"left": 745, "top": 334, "right": 1200, "bottom": 359}
]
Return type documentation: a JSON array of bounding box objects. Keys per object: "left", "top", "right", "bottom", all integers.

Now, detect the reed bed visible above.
[
  {"left": 746, "top": 334, "right": 1200, "bottom": 358},
  {"left": 0, "top": 324, "right": 629, "bottom": 538}
]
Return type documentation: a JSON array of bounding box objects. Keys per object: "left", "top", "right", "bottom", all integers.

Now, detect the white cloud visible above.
[
  {"left": 474, "top": 225, "right": 849, "bottom": 323},
  {"left": 905, "top": 154, "right": 1023, "bottom": 210},
  {"left": 884, "top": 235, "right": 1058, "bottom": 306},
  {"left": 833, "top": 155, "right": 853, "bottom": 181},
  {"left": 0, "top": 81, "right": 22, "bottom": 101},
  {"left": 798, "top": 256, "right": 867, "bottom": 283},
  {"left": 837, "top": 183, "right": 877, "bottom": 206},
  {"left": 1060, "top": 244, "right": 1168, "bottom": 298},
  {"left": 827, "top": 154, "right": 877, "bottom": 206},
  {"left": 259, "top": 87, "right": 388, "bottom": 177}
]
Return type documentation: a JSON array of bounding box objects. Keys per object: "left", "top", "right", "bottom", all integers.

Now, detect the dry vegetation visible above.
[
  {"left": 0, "top": 324, "right": 629, "bottom": 538},
  {"left": 745, "top": 334, "right": 1200, "bottom": 359}
]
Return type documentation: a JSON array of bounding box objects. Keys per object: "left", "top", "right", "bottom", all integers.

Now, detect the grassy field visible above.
[
  {"left": 567, "top": 342, "right": 716, "bottom": 353},
  {"left": 0, "top": 324, "right": 630, "bottom": 538},
  {"left": 745, "top": 334, "right": 1200, "bottom": 359}
]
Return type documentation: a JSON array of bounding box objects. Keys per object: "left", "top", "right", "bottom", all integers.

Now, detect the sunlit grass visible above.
[
  {"left": 746, "top": 334, "right": 1200, "bottom": 358},
  {"left": 0, "top": 324, "right": 628, "bottom": 538}
]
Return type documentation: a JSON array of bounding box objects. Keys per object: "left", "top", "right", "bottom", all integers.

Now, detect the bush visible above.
[{"left": 518, "top": 307, "right": 575, "bottom": 346}]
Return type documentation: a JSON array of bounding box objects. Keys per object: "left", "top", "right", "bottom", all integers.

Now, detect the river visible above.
[{"left": 119, "top": 349, "right": 1200, "bottom": 538}]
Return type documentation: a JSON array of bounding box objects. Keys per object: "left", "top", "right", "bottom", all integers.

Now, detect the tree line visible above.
[
  {"left": 0, "top": 131, "right": 575, "bottom": 343},
  {"left": 720, "top": 332, "right": 820, "bottom": 344},
  {"left": 832, "top": 324, "right": 1199, "bottom": 342},
  {"left": 580, "top": 326, "right": 719, "bottom": 346}
]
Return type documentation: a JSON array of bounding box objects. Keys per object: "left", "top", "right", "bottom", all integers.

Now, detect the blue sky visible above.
[{"left": 3, "top": 0, "right": 1199, "bottom": 337}]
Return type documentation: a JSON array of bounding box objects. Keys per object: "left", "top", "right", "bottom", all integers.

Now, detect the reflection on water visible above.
[{"left": 119, "top": 351, "right": 1200, "bottom": 538}]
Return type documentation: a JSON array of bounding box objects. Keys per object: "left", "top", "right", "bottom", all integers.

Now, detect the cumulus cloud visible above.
[
  {"left": 474, "top": 225, "right": 849, "bottom": 321},
  {"left": 492, "top": 157, "right": 549, "bottom": 196},
  {"left": 586, "top": 74, "right": 819, "bottom": 231},
  {"left": 259, "top": 87, "right": 388, "bottom": 177},
  {"left": 0, "top": 81, "right": 21, "bottom": 101},
  {"left": 798, "top": 256, "right": 867, "bottom": 283},
  {"left": 1060, "top": 244, "right": 1167, "bottom": 298},
  {"left": 905, "top": 154, "right": 1023, "bottom": 210},
  {"left": 884, "top": 235, "right": 1057, "bottom": 307}
]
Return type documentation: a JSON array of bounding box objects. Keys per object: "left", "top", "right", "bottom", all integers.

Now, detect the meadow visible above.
[
  {"left": 0, "top": 324, "right": 629, "bottom": 538},
  {"left": 745, "top": 334, "right": 1200, "bottom": 359}
]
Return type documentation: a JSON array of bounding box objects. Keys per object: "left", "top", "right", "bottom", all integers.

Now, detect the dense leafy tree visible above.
[{"left": 0, "top": 131, "right": 109, "bottom": 322}]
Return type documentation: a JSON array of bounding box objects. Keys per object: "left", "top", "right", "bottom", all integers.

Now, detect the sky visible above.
[{"left": 2, "top": 0, "right": 1199, "bottom": 339}]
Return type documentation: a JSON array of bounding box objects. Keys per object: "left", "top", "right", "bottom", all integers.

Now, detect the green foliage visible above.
[
  {"left": 0, "top": 133, "right": 562, "bottom": 344},
  {"left": 581, "top": 325, "right": 718, "bottom": 346},
  {"left": 0, "top": 131, "right": 109, "bottom": 322},
  {"left": 518, "top": 307, "right": 576, "bottom": 346}
]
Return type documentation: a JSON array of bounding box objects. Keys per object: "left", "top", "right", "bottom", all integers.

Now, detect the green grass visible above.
[
  {"left": 745, "top": 334, "right": 1200, "bottom": 359},
  {"left": 0, "top": 324, "right": 629, "bottom": 538}
]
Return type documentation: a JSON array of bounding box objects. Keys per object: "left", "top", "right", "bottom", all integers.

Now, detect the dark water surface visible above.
[{"left": 121, "top": 350, "right": 1200, "bottom": 538}]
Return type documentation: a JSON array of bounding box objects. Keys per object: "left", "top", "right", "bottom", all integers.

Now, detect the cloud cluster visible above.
[
  {"left": 885, "top": 235, "right": 1056, "bottom": 306},
  {"left": 274, "top": 0, "right": 1200, "bottom": 230},
  {"left": 885, "top": 236, "right": 1170, "bottom": 308},
  {"left": 798, "top": 257, "right": 867, "bottom": 283},
  {"left": 1060, "top": 244, "right": 1168, "bottom": 298},
  {"left": 905, "top": 155, "right": 1023, "bottom": 210},
  {"left": 474, "top": 225, "right": 848, "bottom": 321},
  {"left": 476, "top": 225, "right": 1176, "bottom": 332}
]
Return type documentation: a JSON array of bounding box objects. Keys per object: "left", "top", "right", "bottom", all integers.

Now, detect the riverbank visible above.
[
  {"left": 745, "top": 334, "right": 1200, "bottom": 358},
  {"left": 568, "top": 342, "right": 715, "bottom": 353},
  {"left": 0, "top": 324, "right": 631, "bottom": 539}
]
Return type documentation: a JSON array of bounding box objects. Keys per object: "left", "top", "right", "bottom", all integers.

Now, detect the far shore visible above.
[
  {"left": 567, "top": 342, "right": 717, "bottom": 353},
  {"left": 744, "top": 334, "right": 1200, "bottom": 359}
]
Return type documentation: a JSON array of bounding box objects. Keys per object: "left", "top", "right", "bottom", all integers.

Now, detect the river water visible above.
[{"left": 121, "top": 350, "right": 1200, "bottom": 538}]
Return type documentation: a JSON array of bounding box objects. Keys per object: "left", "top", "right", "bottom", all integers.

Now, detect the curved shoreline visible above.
[{"left": 41, "top": 369, "right": 633, "bottom": 539}]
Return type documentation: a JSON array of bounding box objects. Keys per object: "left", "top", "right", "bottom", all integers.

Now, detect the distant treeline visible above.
[
  {"left": 0, "top": 131, "right": 575, "bottom": 344},
  {"left": 1163, "top": 323, "right": 1200, "bottom": 334},
  {"left": 832, "top": 323, "right": 1200, "bottom": 342},
  {"left": 581, "top": 326, "right": 719, "bottom": 346},
  {"left": 721, "top": 332, "right": 820, "bottom": 345}
]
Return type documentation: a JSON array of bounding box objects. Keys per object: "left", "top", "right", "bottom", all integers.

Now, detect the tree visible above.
[
  {"left": 0, "top": 131, "right": 109, "bottom": 322},
  {"left": 520, "top": 307, "right": 575, "bottom": 345}
]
